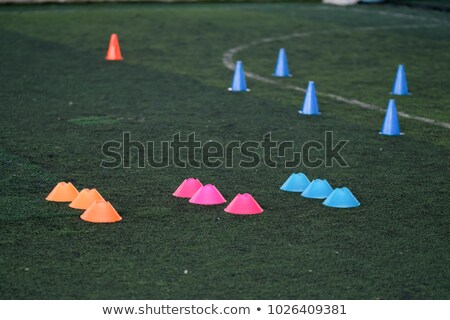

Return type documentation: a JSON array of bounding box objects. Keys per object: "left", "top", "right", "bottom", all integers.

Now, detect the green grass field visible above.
[{"left": 0, "top": 2, "right": 449, "bottom": 299}]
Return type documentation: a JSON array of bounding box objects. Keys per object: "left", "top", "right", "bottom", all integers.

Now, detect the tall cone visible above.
[
  {"left": 391, "top": 64, "right": 409, "bottom": 95},
  {"left": 69, "top": 188, "right": 105, "bottom": 210},
  {"left": 173, "top": 178, "right": 203, "bottom": 198},
  {"left": 189, "top": 184, "right": 226, "bottom": 205},
  {"left": 224, "top": 193, "right": 263, "bottom": 215},
  {"left": 228, "top": 61, "right": 249, "bottom": 92},
  {"left": 46, "top": 182, "right": 79, "bottom": 202},
  {"left": 273, "top": 48, "right": 291, "bottom": 77},
  {"left": 299, "top": 81, "right": 320, "bottom": 115},
  {"left": 80, "top": 200, "right": 122, "bottom": 223},
  {"left": 380, "top": 99, "right": 402, "bottom": 136},
  {"left": 106, "top": 34, "right": 123, "bottom": 61}
]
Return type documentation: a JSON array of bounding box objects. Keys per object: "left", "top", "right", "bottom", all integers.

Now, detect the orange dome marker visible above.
[
  {"left": 69, "top": 188, "right": 105, "bottom": 210},
  {"left": 80, "top": 200, "right": 122, "bottom": 223},
  {"left": 106, "top": 33, "right": 123, "bottom": 61},
  {"left": 46, "top": 182, "right": 79, "bottom": 202}
]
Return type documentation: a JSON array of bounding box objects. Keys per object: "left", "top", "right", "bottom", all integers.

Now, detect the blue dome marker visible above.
[
  {"left": 301, "top": 179, "right": 333, "bottom": 199},
  {"left": 280, "top": 173, "right": 310, "bottom": 192},
  {"left": 323, "top": 187, "right": 360, "bottom": 208}
]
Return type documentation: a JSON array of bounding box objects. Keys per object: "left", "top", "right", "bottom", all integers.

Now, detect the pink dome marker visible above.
[
  {"left": 189, "top": 184, "right": 226, "bottom": 205},
  {"left": 224, "top": 193, "right": 263, "bottom": 215},
  {"left": 173, "top": 178, "right": 203, "bottom": 198}
]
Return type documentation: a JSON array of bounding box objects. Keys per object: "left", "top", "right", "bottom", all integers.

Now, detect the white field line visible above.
[
  {"left": 222, "top": 24, "right": 450, "bottom": 130},
  {"left": 346, "top": 7, "right": 450, "bottom": 26}
]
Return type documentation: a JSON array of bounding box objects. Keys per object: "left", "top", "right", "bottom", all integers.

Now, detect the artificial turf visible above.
[{"left": 0, "top": 2, "right": 449, "bottom": 299}]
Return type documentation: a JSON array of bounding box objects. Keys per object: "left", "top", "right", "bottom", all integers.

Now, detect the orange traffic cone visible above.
[
  {"left": 69, "top": 188, "right": 105, "bottom": 210},
  {"left": 106, "top": 33, "right": 123, "bottom": 61},
  {"left": 46, "top": 182, "right": 79, "bottom": 202},
  {"left": 80, "top": 200, "right": 122, "bottom": 223}
]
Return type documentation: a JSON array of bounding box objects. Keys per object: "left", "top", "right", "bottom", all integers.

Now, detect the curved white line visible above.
[{"left": 222, "top": 24, "right": 450, "bottom": 130}]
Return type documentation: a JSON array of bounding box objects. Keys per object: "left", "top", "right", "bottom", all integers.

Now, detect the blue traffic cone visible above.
[
  {"left": 391, "top": 64, "right": 409, "bottom": 95},
  {"left": 301, "top": 179, "right": 333, "bottom": 199},
  {"left": 229, "top": 61, "right": 249, "bottom": 92},
  {"left": 273, "top": 48, "right": 291, "bottom": 77},
  {"left": 299, "top": 81, "right": 320, "bottom": 115},
  {"left": 323, "top": 187, "right": 360, "bottom": 208},
  {"left": 280, "top": 173, "right": 310, "bottom": 192},
  {"left": 380, "top": 99, "right": 402, "bottom": 136}
]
